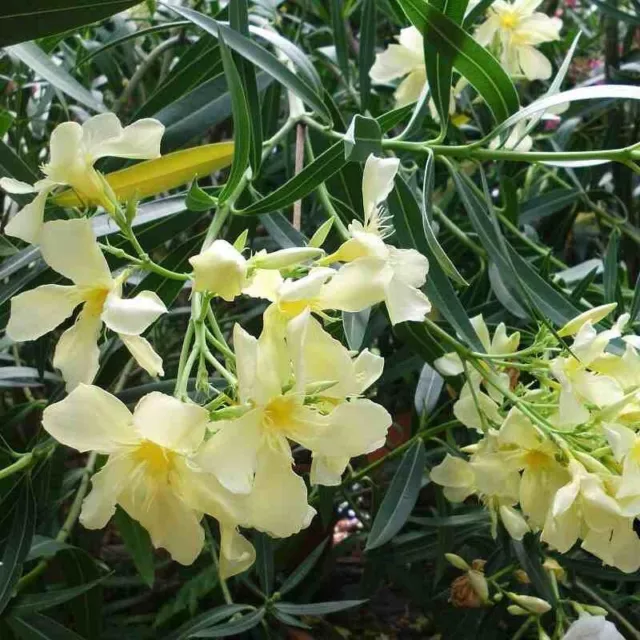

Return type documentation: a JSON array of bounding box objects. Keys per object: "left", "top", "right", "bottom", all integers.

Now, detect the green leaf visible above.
[
  {"left": 191, "top": 608, "right": 266, "bottom": 638},
  {"left": 216, "top": 27, "right": 251, "bottom": 203},
  {"left": 25, "top": 536, "right": 70, "bottom": 562},
  {"left": 271, "top": 609, "right": 311, "bottom": 630},
  {"left": 11, "top": 578, "right": 104, "bottom": 615},
  {"left": 398, "top": 0, "right": 520, "bottom": 123},
  {"left": 604, "top": 229, "right": 621, "bottom": 304},
  {"left": 8, "top": 43, "right": 105, "bottom": 113},
  {"left": 165, "top": 604, "right": 253, "bottom": 640},
  {"left": 7, "top": 613, "right": 86, "bottom": 640},
  {"left": 511, "top": 538, "right": 557, "bottom": 605},
  {"left": 421, "top": 150, "right": 468, "bottom": 286},
  {"left": 630, "top": 272, "right": 640, "bottom": 321},
  {"left": 366, "top": 440, "right": 426, "bottom": 550},
  {"left": 343, "top": 308, "right": 371, "bottom": 351},
  {"left": 187, "top": 182, "right": 218, "bottom": 212},
  {"left": 279, "top": 538, "right": 329, "bottom": 596},
  {"left": 388, "top": 176, "right": 482, "bottom": 350},
  {"left": 330, "top": 0, "right": 350, "bottom": 81},
  {"left": 113, "top": 507, "right": 155, "bottom": 589},
  {"left": 170, "top": 6, "right": 332, "bottom": 122},
  {"left": 230, "top": 0, "right": 263, "bottom": 175},
  {"left": 359, "top": 0, "right": 377, "bottom": 110},
  {"left": 519, "top": 189, "right": 578, "bottom": 225},
  {"left": 344, "top": 115, "right": 382, "bottom": 161},
  {"left": 240, "top": 141, "right": 345, "bottom": 215},
  {"left": 275, "top": 600, "right": 367, "bottom": 616},
  {"left": 0, "top": 0, "right": 140, "bottom": 47},
  {"left": 260, "top": 213, "right": 307, "bottom": 249},
  {"left": 254, "top": 532, "right": 274, "bottom": 596},
  {"left": 0, "top": 476, "right": 36, "bottom": 615},
  {"left": 308, "top": 219, "right": 334, "bottom": 248},
  {"left": 423, "top": 0, "right": 469, "bottom": 134}
]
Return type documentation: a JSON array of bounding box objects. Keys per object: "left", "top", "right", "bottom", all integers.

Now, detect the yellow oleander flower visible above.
[
  {"left": 369, "top": 27, "right": 426, "bottom": 107},
  {"left": 6, "top": 218, "right": 166, "bottom": 389},
  {"left": 0, "top": 113, "right": 164, "bottom": 244},
  {"left": 321, "top": 155, "right": 431, "bottom": 325},
  {"left": 603, "top": 423, "right": 640, "bottom": 516},
  {"left": 42, "top": 385, "right": 255, "bottom": 575},
  {"left": 474, "top": 0, "right": 562, "bottom": 80},
  {"left": 189, "top": 241, "right": 324, "bottom": 301},
  {"left": 196, "top": 310, "right": 391, "bottom": 537}
]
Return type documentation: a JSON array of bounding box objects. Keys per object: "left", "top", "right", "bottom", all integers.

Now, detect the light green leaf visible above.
[{"left": 275, "top": 600, "right": 367, "bottom": 616}]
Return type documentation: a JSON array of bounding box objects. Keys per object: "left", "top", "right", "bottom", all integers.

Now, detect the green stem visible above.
[
  {"left": 204, "top": 519, "right": 233, "bottom": 605},
  {"left": 0, "top": 442, "right": 56, "bottom": 481},
  {"left": 100, "top": 242, "right": 189, "bottom": 281}
]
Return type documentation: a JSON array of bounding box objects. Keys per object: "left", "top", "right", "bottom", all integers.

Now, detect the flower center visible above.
[
  {"left": 82, "top": 286, "right": 111, "bottom": 316},
  {"left": 262, "top": 395, "right": 298, "bottom": 435},
  {"left": 524, "top": 450, "right": 551, "bottom": 470},
  {"left": 498, "top": 11, "right": 519, "bottom": 30},
  {"left": 133, "top": 440, "right": 176, "bottom": 478},
  {"left": 630, "top": 440, "right": 640, "bottom": 464}
]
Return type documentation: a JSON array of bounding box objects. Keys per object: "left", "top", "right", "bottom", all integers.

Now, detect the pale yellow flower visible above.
[
  {"left": 321, "top": 155, "right": 431, "bottom": 325},
  {"left": 196, "top": 310, "right": 391, "bottom": 537},
  {"left": 189, "top": 240, "right": 323, "bottom": 301},
  {"left": 42, "top": 385, "right": 255, "bottom": 576},
  {"left": 474, "top": 0, "right": 562, "bottom": 80},
  {"left": 1, "top": 113, "right": 164, "bottom": 244},
  {"left": 6, "top": 218, "right": 166, "bottom": 389}
]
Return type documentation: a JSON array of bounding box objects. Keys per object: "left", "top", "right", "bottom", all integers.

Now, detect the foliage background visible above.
[{"left": 1, "top": 0, "right": 640, "bottom": 638}]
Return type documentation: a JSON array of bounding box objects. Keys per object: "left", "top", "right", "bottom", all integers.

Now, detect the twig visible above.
[{"left": 292, "top": 123, "right": 306, "bottom": 230}]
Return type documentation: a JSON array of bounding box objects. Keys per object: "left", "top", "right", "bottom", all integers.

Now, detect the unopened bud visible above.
[
  {"left": 445, "top": 553, "right": 470, "bottom": 571},
  {"left": 507, "top": 605, "right": 530, "bottom": 616},
  {"left": 582, "top": 605, "right": 609, "bottom": 616},
  {"left": 507, "top": 593, "right": 552, "bottom": 615},
  {"left": 468, "top": 570, "right": 489, "bottom": 604},
  {"left": 538, "top": 628, "right": 551, "bottom": 640},
  {"left": 543, "top": 558, "right": 566, "bottom": 583},
  {"left": 189, "top": 240, "right": 248, "bottom": 300},
  {"left": 513, "top": 570, "right": 531, "bottom": 585},
  {"left": 251, "top": 247, "right": 324, "bottom": 270},
  {"left": 195, "top": 359, "right": 209, "bottom": 394},
  {"left": 125, "top": 192, "right": 140, "bottom": 226}
]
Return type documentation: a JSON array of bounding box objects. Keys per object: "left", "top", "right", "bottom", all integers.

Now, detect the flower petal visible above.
[
  {"left": 102, "top": 290, "right": 167, "bottom": 335},
  {"left": 362, "top": 155, "right": 400, "bottom": 225},
  {"left": 80, "top": 454, "right": 136, "bottom": 529},
  {"left": 6, "top": 284, "right": 83, "bottom": 342},
  {"left": 394, "top": 68, "right": 428, "bottom": 107},
  {"left": 42, "top": 383, "right": 136, "bottom": 453},
  {"left": 384, "top": 276, "right": 431, "bottom": 325},
  {"left": 39, "top": 218, "right": 112, "bottom": 287},
  {"left": 1, "top": 177, "right": 37, "bottom": 194},
  {"left": 219, "top": 523, "right": 256, "bottom": 578},
  {"left": 53, "top": 306, "right": 103, "bottom": 390},
  {"left": 133, "top": 392, "right": 208, "bottom": 453},
  {"left": 388, "top": 247, "right": 429, "bottom": 289},
  {"left": 89, "top": 117, "right": 164, "bottom": 161},
  {"left": 197, "top": 409, "right": 264, "bottom": 494},
  {"left": 189, "top": 240, "right": 248, "bottom": 300},
  {"left": 45, "top": 122, "right": 84, "bottom": 179},
  {"left": 517, "top": 45, "right": 552, "bottom": 80},
  {"left": 246, "top": 441, "right": 315, "bottom": 538},
  {"left": 5, "top": 189, "right": 50, "bottom": 244},
  {"left": 310, "top": 455, "right": 350, "bottom": 486},
  {"left": 369, "top": 43, "right": 422, "bottom": 84},
  {"left": 558, "top": 303, "right": 618, "bottom": 337},
  {"left": 120, "top": 334, "right": 164, "bottom": 377}
]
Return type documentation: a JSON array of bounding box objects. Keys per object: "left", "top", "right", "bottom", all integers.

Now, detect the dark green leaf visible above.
[
  {"left": 260, "top": 213, "right": 307, "bottom": 249},
  {"left": 0, "top": 0, "right": 140, "bottom": 47},
  {"left": 511, "top": 538, "right": 556, "bottom": 605},
  {"left": 398, "top": 0, "right": 520, "bottom": 122},
  {"left": 7, "top": 613, "right": 86, "bottom": 640},
  {"left": 216, "top": 27, "right": 251, "bottom": 203},
  {"left": 165, "top": 604, "right": 252, "bottom": 640},
  {"left": 271, "top": 609, "right": 311, "bottom": 629},
  {"left": 275, "top": 600, "right": 366, "bottom": 616},
  {"left": 8, "top": 43, "right": 105, "bottom": 113},
  {"left": 191, "top": 608, "right": 265, "bottom": 638},
  {"left": 603, "top": 229, "right": 620, "bottom": 304},
  {"left": 186, "top": 182, "right": 218, "bottom": 212},
  {"left": 344, "top": 115, "right": 382, "bottom": 161},
  {"left": 254, "top": 532, "right": 274, "bottom": 596},
  {"left": 366, "top": 440, "right": 426, "bottom": 550},
  {"left": 170, "top": 6, "right": 332, "bottom": 122},
  {"left": 230, "top": 0, "right": 263, "bottom": 174},
  {"left": 279, "top": 538, "right": 329, "bottom": 596},
  {"left": 421, "top": 150, "right": 467, "bottom": 285},
  {"left": 113, "top": 507, "right": 155, "bottom": 589},
  {"left": 359, "top": 0, "right": 377, "bottom": 110},
  {"left": 11, "top": 578, "right": 104, "bottom": 615},
  {"left": 25, "top": 536, "right": 70, "bottom": 562},
  {"left": 520, "top": 189, "right": 578, "bottom": 225},
  {"left": 630, "top": 272, "right": 640, "bottom": 321},
  {"left": 343, "top": 308, "right": 371, "bottom": 351},
  {"left": 0, "top": 476, "right": 36, "bottom": 615},
  {"left": 330, "top": 0, "right": 350, "bottom": 81}
]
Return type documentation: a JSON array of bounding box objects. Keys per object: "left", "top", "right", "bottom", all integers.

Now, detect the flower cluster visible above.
[
  {"left": 431, "top": 306, "right": 640, "bottom": 573},
  {"left": 369, "top": 0, "right": 561, "bottom": 109},
  {"left": 4, "top": 118, "right": 432, "bottom": 572}
]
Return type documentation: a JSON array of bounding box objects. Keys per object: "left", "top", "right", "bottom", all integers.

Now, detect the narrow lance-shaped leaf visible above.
[
  {"left": 8, "top": 42, "right": 105, "bottom": 113},
  {"left": 359, "top": 0, "right": 377, "bottom": 110},
  {"left": 421, "top": 149, "right": 468, "bottom": 285},
  {"left": 275, "top": 600, "right": 367, "bottom": 616},
  {"left": 191, "top": 608, "right": 266, "bottom": 638},
  {"left": 423, "top": 0, "right": 469, "bottom": 135},
  {"left": 604, "top": 229, "right": 620, "bottom": 304},
  {"left": 331, "top": 0, "right": 350, "bottom": 81},
  {"left": 230, "top": 0, "right": 263, "bottom": 174},
  {"left": 216, "top": 27, "right": 252, "bottom": 203},
  {"left": 279, "top": 538, "right": 329, "bottom": 595},
  {"left": 114, "top": 507, "right": 155, "bottom": 589},
  {"left": 170, "top": 6, "right": 332, "bottom": 122},
  {"left": 366, "top": 440, "right": 426, "bottom": 550},
  {"left": 398, "top": 0, "right": 520, "bottom": 123}
]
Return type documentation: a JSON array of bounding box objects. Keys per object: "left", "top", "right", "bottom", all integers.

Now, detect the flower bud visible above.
[
  {"left": 507, "top": 605, "right": 530, "bottom": 616},
  {"left": 467, "top": 570, "right": 489, "bottom": 604},
  {"left": 543, "top": 558, "right": 566, "bottom": 583},
  {"left": 581, "top": 605, "right": 609, "bottom": 616},
  {"left": 513, "top": 570, "right": 531, "bottom": 585},
  {"left": 507, "top": 593, "right": 552, "bottom": 614},
  {"left": 445, "top": 553, "right": 470, "bottom": 571},
  {"left": 189, "top": 240, "right": 248, "bottom": 300},
  {"left": 499, "top": 505, "right": 530, "bottom": 541},
  {"left": 251, "top": 247, "right": 324, "bottom": 270}
]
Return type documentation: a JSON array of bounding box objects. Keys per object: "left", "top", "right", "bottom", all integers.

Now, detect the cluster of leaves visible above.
[{"left": 2, "top": 0, "right": 640, "bottom": 638}]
